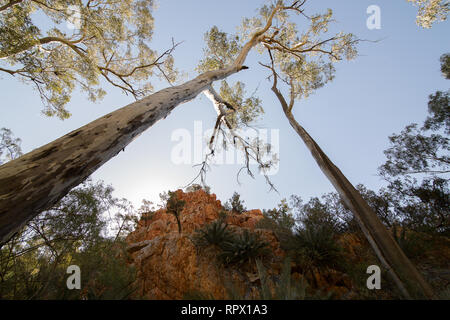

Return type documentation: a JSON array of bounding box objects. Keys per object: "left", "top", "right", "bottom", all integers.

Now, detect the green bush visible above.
[
  {"left": 192, "top": 220, "right": 234, "bottom": 248},
  {"left": 224, "top": 192, "right": 246, "bottom": 214},
  {"left": 292, "top": 225, "right": 344, "bottom": 271},
  {"left": 219, "top": 229, "right": 270, "bottom": 265},
  {"left": 166, "top": 191, "right": 186, "bottom": 233},
  {"left": 391, "top": 224, "right": 433, "bottom": 259},
  {"left": 256, "top": 258, "right": 307, "bottom": 300}
]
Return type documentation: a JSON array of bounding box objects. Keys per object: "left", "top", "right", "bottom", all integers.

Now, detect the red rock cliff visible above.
[{"left": 126, "top": 189, "right": 354, "bottom": 299}]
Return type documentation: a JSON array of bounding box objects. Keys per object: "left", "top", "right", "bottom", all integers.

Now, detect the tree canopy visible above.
[
  {"left": 407, "top": 0, "right": 449, "bottom": 28},
  {"left": 0, "top": 0, "right": 178, "bottom": 119}
]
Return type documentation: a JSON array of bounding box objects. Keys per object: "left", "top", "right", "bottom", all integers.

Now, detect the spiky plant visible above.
[
  {"left": 219, "top": 229, "right": 269, "bottom": 265},
  {"left": 193, "top": 220, "right": 234, "bottom": 248},
  {"left": 292, "top": 225, "right": 344, "bottom": 271}
]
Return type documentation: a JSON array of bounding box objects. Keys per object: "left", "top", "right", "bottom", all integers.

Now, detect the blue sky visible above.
[{"left": 1, "top": 0, "right": 449, "bottom": 211}]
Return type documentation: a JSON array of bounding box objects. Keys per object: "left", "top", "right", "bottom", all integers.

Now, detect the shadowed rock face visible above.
[{"left": 126, "top": 190, "right": 356, "bottom": 300}]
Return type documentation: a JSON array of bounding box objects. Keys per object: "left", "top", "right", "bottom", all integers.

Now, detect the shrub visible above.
[
  {"left": 224, "top": 192, "right": 246, "bottom": 214},
  {"left": 391, "top": 224, "right": 433, "bottom": 259},
  {"left": 257, "top": 199, "right": 297, "bottom": 252},
  {"left": 256, "top": 258, "right": 307, "bottom": 300},
  {"left": 219, "top": 229, "right": 270, "bottom": 265},
  {"left": 224, "top": 258, "right": 308, "bottom": 300},
  {"left": 166, "top": 191, "right": 185, "bottom": 233},
  {"left": 292, "top": 224, "right": 344, "bottom": 271},
  {"left": 192, "top": 220, "right": 234, "bottom": 248}
]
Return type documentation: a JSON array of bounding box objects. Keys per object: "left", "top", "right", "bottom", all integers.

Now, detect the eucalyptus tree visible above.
[
  {"left": 0, "top": 179, "right": 137, "bottom": 299},
  {"left": 196, "top": 2, "right": 434, "bottom": 299},
  {"left": 0, "top": 0, "right": 282, "bottom": 246},
  {"left": 407, "top": 0, "right": 449, "bottom": 28},
  {"left": 379, "top": 53, "right": 449, "bottom": 236},
  {"left": 0, "top": 0, "right": 435, "bottom": 299},
  {"left": 0, "top": 0, "right": 178, "bottom": 119}
]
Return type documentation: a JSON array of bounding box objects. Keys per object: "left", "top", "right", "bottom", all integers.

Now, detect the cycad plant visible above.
[
  {"left": 219, "top": 229, "right": 270, "bottom": 265},
  {"left": 193, "top": 219, "right": 234, "bottom": 248},
  {"left": 293, "top": 224, "right": 344, "bottom": 271}
]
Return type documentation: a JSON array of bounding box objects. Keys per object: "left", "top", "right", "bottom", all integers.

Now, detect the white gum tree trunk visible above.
[
  {"left": 0, "top": 7, "right": 274, "bottom": 246},
  {"left": 272, "top": 84, "right": 435, "bottom": 299},
  {"left": 0, "top": 66, "right": 247, "bottom": 246}
]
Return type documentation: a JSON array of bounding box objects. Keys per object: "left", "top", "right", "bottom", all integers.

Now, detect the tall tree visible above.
[
  {"left": 0, "top": 0, "right": 438, "bottom": 299},
  {"left": 0, "top": 179, "right": 137, "bottom": 299},
  {"left": 264, "top": 55, "right": 433, "bottom": 299},
  {"left": 0, "top": 0, "right": 284, "bottom": 246},
  {"left": 0, "top": 0, "right": 178, "bottom": 119},
  {"left": 196, "top": 2, "right": 434, "bottom": 299},
  {"left": 379, "top": 53, "right": 449, "bottom": 236}
]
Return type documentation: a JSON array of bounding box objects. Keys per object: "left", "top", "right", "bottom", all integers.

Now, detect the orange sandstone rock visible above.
[{"left": 126, "top": 189, "right": 355, "bottom": 299}]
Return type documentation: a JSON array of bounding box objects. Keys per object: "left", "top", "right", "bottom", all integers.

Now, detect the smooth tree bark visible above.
[
  {"left": 0, "top": 68, "right": 241, "bottom": 246},
  {"left": 0, "top": 10, "right": 279, "bottom": 246},
  {"left": 270, "top": 75, "right": 435, "bottom": 299}
]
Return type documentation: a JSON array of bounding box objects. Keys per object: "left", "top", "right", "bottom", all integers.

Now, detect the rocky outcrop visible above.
[{"left": 126, "top": 190, "right": 354, "bottom": 299}]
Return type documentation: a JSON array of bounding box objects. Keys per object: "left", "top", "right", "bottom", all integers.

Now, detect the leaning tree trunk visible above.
[
  {"left": 286, "top": 112, "right": 434, "bottom": 299},
  {"left": 271, "top": 87, "right": 434, "bottom": 299},
  {"left": 0, "top": 8, "right": 276, "bottom": 247},
  {"left": 0, "top": 65, "right": 248, "bottom": 247}
]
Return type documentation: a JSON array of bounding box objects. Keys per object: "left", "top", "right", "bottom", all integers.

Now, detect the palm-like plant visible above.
[
  {"left": 193, "top": 220, "right": 234, "bottom": 248},
  {"left": 219, "top": 229, "right": 269, "bottom": 265}
]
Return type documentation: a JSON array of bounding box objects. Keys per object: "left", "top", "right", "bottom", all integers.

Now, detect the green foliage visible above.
[
  {"left": 0, "top": 127, "right": 22, "bottom": 164},
  {"left": 391, "top": 224, "right": 432, "bottom": 259},
  {"left": 380, "top": 123, "right": 449, "bottom": 177},
  {"left": 223, "top": 257, "right": 308, "bottom": 300},
  {"left": 219, "top": 80, "right": 264, "bottom": 128},
  {"left": 292, "top": 224, "right": 344, "bottom": 271},
  {"left": 261, "top": 196, "right": 347, "bottom": 271},
  {"left": 197, "top": 26, "right": 241, "bottom": 73},
  {"left": 192, "top": 220, "right": 234, "bottom": 248},
  {"left": 224, "top": 192, "right": 246, "bottom": 214},
  {"left": 137, "top": 199, "right": 156, "bottom": 224},
  {"left": 197, "top": 25, "right": 265, "bottom": 133},
  {"left": 440, "top": 53, "right": 450, "bottom": 79},
  {"left": 263, "top": 199, "right": 295, "bottom": 230},
  {"left": 0, "top": 0, "right": 178, "bottom": 119},
  {"left": 166, "top": 191, "right": 186, "bottom": 234},
  {"left": 407, "top": 0, "right": 449, "bottom": 28},
  {"left": 68, "top": 241, "right": 136, "bottom": 300},
  {"left": 424, "top": 89, "right": 449, "bottom": 134},
  {"left": 256, "top": 258, "right": 307, "bottom": 300},
  {"left": 239, "top": 2, "right": 359, "bottom": 101},
  {"left": 257, "top": 199, "right": 297, "bottom": 253},
  {"left": 296, "top": 197, "right": 344, "bottom": 235},
  {"left": 379, "top": 54, "right": 449, "bottom": 236},
  {"left": 0, "top": 179, "right": 137, "bottom": 299},
  {"left": 218, "top": 229, "right": 270, "bottom": 265}
]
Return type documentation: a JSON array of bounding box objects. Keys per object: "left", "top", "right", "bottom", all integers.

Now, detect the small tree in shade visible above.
[
  {"left": 224, "top": 192, "right": 246, "bottom": 214},
  {"left": 166, "top": 191, "right": 186, "bottom": 234}
]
